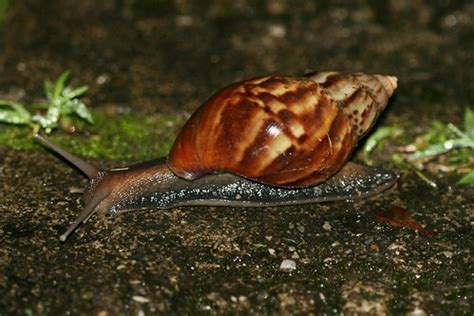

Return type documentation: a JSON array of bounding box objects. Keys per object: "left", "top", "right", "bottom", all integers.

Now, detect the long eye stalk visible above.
[
  {"left": 59, "top": 197, "right": 101, "bottom": 242},
  {"left": 58, "top": 179, "right": 113, "bottom": 241},
  {"left": 34, "top": 133, "right": 99, "bottom": 179}
]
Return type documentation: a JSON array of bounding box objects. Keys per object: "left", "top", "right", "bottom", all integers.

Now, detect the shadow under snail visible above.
[{"left": 35, "top": 71, "right": 398, "bottom": 241}]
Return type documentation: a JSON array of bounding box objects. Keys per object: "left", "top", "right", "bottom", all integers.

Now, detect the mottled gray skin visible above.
[{"left": 103, "top": 159, "right": 398, "bottom": 214}]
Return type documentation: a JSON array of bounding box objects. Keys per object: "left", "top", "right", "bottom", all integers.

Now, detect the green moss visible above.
[
  {"left": 0, "top": 126, "right": 39, "bottom": 150},
  {"left": 0, "top": 110, "right": 185, "bottom": 161},
  {"left": 0, "top": 0, "right": 10, "bottom": 27}
]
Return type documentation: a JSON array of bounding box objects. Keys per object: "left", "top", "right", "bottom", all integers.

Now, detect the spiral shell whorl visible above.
[
  {"left": 168, "top": 71, "right": 397, "bottom": 187},
  {"left": 306, "top": 72, "right": 397, "bottom": 137}
]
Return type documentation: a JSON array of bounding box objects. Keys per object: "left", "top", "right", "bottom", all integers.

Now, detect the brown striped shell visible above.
[{"left": 167, "top": 71, "right": 397, "bottom": 188}]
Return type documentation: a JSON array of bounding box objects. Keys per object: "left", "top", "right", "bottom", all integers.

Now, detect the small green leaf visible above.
[
  {"left": 421, "top": 120, "right": 448, "bottom": 145},
  {"left": 458, "top": 169, "right": 474, "bottom": 185},
  {"left": 408, "top": 138, "right": 474, "bottom": 161},
  {"left": 63, "top": 85, "right": 88, "bottom": 99},
  {"left": 447, "top": 123, "right": 468, "bottom": 139},
  {"left": 60, "top": 99, "right": 93, "bottom": 123},
  {"left": 0, "top": 100, "right": 32, "bottom": 125},
  {"left": 32, "top": 101, "right": 61, "bottom": 131},
  {"left": 43, "top": 80, "right": 54, "bottom": 100},
  {"left": 71, "top": 101, "right": 94, "bottom": 123},
  {"left": 465, "top": 107, "right": 474, "bottom": 140},
  {"left": 53, "top": 70, "right": 71, "bottom": 100},
  {"left": 363, "top": 125, "right": 402, "bottom": 164}
]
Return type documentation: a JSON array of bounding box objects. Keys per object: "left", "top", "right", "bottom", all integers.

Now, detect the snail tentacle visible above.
[
  {"left": 34, "top": 133, "right": 99, "bottom": 179},
  {"left": 59, "top": 189, "right": 108, "bottom": 241}
]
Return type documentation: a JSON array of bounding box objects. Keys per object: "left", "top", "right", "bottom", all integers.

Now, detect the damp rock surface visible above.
[{"left": 0, "top": 1, "right": 473, "bottom": 314}]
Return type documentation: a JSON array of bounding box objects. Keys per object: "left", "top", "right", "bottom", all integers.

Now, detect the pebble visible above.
[
  {"left": 323, "top": 221, "right": 332, "bottom": 231},
  {"left": 442, "top": 251, "right": 454, "bottom": 258},
  {"left": 268, "top": 24, "right": 286, "bottom": 38},
  {"left": 132, "top": 296, "right": 150, "bottom": 303},
  {"left": 279, "top": 259, "right": 296, "bottom": 272}
]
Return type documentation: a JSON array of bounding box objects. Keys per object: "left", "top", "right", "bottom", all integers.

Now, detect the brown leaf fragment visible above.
[{"left": 373, "top": 205, "right": 437, "bottom": 236}]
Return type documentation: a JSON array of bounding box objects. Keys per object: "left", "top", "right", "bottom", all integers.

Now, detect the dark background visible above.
[{"left": 0, "top": 1, "right": 472, "bottom": 314}]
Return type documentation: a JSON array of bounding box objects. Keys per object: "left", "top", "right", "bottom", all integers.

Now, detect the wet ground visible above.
[{"left": 0, "top": 1, "right": 473, "bottom": 314}]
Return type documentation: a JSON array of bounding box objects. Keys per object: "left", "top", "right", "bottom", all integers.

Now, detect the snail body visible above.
[{"left": 35, "top": 71, "right": 398, "bottom": 241}]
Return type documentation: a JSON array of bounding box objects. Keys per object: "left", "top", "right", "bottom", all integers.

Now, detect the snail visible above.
[{"left": 35, "top": 71, "right": 398, "bottom": 241}]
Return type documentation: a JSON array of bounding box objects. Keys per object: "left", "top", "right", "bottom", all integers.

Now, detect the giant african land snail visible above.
[{"left": 36, "top": 71, "right": 398, "bottom": 241}]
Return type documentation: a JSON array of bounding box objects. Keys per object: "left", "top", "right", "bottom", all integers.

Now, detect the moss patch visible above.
[{"left": 0, "top": 110, "right": 185, "bottom": 161}]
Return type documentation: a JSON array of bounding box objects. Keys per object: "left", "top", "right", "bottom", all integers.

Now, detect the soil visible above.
[{"left": 0, "top": 1, "right": 472, "bottom": 314}]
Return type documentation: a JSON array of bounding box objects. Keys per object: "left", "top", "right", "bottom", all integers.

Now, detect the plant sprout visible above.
[
  {"left": 0, "top": 70, "right": 93, "bottom": 133},
  {"left": 363, "top": 108, "right": 474, "bottom": 185}
]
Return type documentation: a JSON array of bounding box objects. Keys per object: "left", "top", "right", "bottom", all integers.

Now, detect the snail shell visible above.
[{"left": 169, "top": 71, "right": 397, "bottom": 187}]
